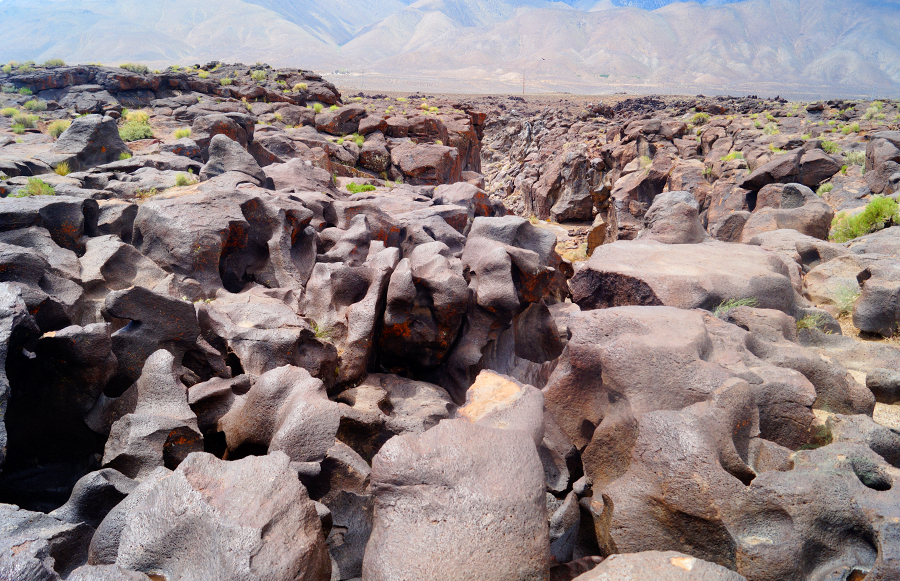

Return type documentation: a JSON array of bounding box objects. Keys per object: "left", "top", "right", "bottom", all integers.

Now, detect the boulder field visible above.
[{"left": 0, "top": 63, "right": 899, "bottom": 581}]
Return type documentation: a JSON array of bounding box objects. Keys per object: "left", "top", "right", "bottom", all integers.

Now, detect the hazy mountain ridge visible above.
[{"left": 1, "top": 0, "right": 899, "bottom": 94}]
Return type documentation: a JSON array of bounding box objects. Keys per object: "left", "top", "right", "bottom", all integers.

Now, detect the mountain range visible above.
[{"left": 1, "top": 0, "right": 898, "bottom": 96}]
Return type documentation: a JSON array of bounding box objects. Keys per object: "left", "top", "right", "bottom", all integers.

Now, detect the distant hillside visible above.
[{"left": 1, "top": 0, "right": 899, "bottom": 95}]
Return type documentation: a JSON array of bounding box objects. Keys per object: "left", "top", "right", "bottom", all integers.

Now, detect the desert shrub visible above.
[
  {"left": 721, "top": 151, "right": 744, "bottom": 161},
  {"left": 134, "top": 188, "right": 158, "bottom": 200},
  {"left": 831, "top": 282, "right": 861, "bottom": 316},
  {"left": 220, "top": 77, "right": 233, "bottom": 86},
  {"left": 18, "top": 87, "right": 32, "bottom": 96},
  {"left": 831, "top": 196, "right": 899, "bottom": 243},
  {"left": 0, "top": 107, "right": 16, "bottom": 117},
  {"left": 354, "top": 134, "right": 364, "bottom": 147},
  {"left": 119, "top": 63, "right": 149, "bottom": 74},
  {"left": 43, "top": 58, "right": 65, "bottom": 67},
  {"left": 293, "top": 82, "right": 308, "bottom": 92},
  {"left": 311, "top": 321, "right": 333, "bottom": 340},
  {"left": 796, "top": 313, "right": 828, "bottom": 331},
  {"left": 119, "top": 152, "right": 132, "bottom": 160},
  {"left": 816, "top": 183, "right": 834, "bottom": 196},
  {"left": 175, "top": 172, "right": 198, "bottom": 187},
  {"left": 17, "top": 65, "right": 35, "bottom": 74},
  {"left": 821, "top": 140, "right": 840, "bottom": 154},
  {"left": 198, "top": 70, "right": 210, "bottom": 79},
  {"left": 54, "top": 161, "right": 71, "bottom": 176},
  {"left": 273, "top": 112, "right": 283, "bottom": 123},
  {"left": 250, "top": 69, "right": 266, "bottom": 82},
  {"left": 23, "top": 99, "right": 46, "bottom": 111},
  {"left": 14, "top": 178, "right": 55, "bottom": 197},
  {"left": 1, "top": 65, "right": 10, "bottom": 74},
  {"left": 11, "top": 124, "right": 25, "bottom": 134},
  {"left": 125, "top": 110, "right": 149, "bottom": 124},
  {"left": 174, "top": 127, "right": 191, "bottom": 139},
  {"left": 119, "top": 114, "right": 153, "bottom": 142},
  {"left": 346, "top": 182, "right": 376, "bottom": 194},
  {"left": 313, "top": 103, "right": 323, "bottom": 113},
  {"left": 713, "top": 297, "right": 759, "bottom": 317},
  {"left": 842, "top": 122, "right": 860, "bottom": 135},
  {"left": 13, "top": 113, "right": 37, "bottom": 128},
  {"left": 765, "top": 112, "right": 776, "bottom": 121},
  {"left": 845, "top": 151, "right": 866, "bottom": 166},
  {"left": 692, "top": 112, "right": 710, "bottom": 125},
  {"left": 336, "top": 137, "right": 345, "bottom": 145},
  {"left": 329, "top": 105, "right": 339, "bottom": 111},
  {"left": 763, "top": 122, "right": 780, "bottom": 136}
]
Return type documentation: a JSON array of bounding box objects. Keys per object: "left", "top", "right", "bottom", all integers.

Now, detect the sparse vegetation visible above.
[
  {"left": 842, "top": 122, "right": 860, "bottom": 135},
  {"left": 311, "top": 321, "right": 333, "bottom": 340},
  {"left": 134, "top": 187, "right": 159, "bottom": 199},
  {"left": 293, "top": 82, "right": 308, "bottom": 92},
  {"left": 119, "top": 63, "right": 149, "bottom": 74},
  {"left": 816, "top": 183, "right": 834, "bottom": 196},
  {"left": 1, "top": 65, "right": 10, "bottom": 74},
  {"left": 721, "top": 151, "right": 744, "bottom": 162},
  {"left": 831, "top": 282, "right": 861, "bottom": 316},
  {"left": 198, "top": 70, "right": 210, "bottom": 79},
  {"left": 119, "top": 111, "right": 153, "bottom": 143},
  {"left": 119, "top": 152, "right": 132, "bottom": 161},
  {"left": 13, "top": 178, "right": 55, "bottom": 197},
  {"left": 18, "top": 87, "right": 32, "bottom": 96},
  {"left": 845, "top": 151, "right": 866, "bottom": 166},
  {"left": 174, "top": 128, "right": 191, "bottom": 139},
  {"left": 821, "top": 140, "right": 840, "bottom": 154},
  {"left": 831, "top": 195, "right": 898, "bottom": 243},
  {"left": 175, "top": 171, "right": 199, "bottom": 187},
  {"left": 11, "top": 124, "right": 25, "bottom": 135},
  {"left": 47, "top": 119, "right": 71, "bottom": 138},
  {"left": 54, "top": 161, "right": 71, "bottom": 176},
  {"left": 43, "top": 59, "right": 65, "bottom": 67},
  {"left": 250, "top": 69, "right": 267, "bottom": 82},
  {"left": 220, "top": 78, "right": 234, "bottom": 86},
  {"left": 313, "top": 103, "right": 323, "bottom": 114},
  {"left": 346, "top": 182, "right": 376, "bottom": 194},
  {"left": 713, "top": 297, "right": 759, "bottom": 317},
  {"left": 692, "top": 112, "right": 710, "bottom": 125},
  {"left": 1, "top": 107, "right": 16, "bottom": 117},
  {"left": 23, "top": 99, "right": 46, "bottom": 112},
  {"left": 796, "top": 313, "right": 828, "bottom": 331},
  {"left": 329, "top": 105, "right": 339, "bottom": 111},
  {"left": 13, "top": 113, "right": 38, "bottom": 128},
  {"left": 763, "top": 122, "right": 780, "bottom": 136}
]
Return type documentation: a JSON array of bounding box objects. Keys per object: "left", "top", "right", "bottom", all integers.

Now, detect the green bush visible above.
[
  {"left": 12, "top": 113, "right": 37, "bottom": 128},
  {"left": 250, "top": 69, "right": 266, "bottom": 82},
  {"left": 313, "top": 103, "right": 323, "bottom": 114},
  {"left": 0, "top": 107, "right": 16, "bottom": 117},
  {"left": 842, "top": 122, "right": 860, "bottom": 135},
  {"left": 293, "top": 82, "right": 308, "bottom": 92},
  {"left": 796, "top": 313, "right": 828, "bottom": 331},
  {"left": 831, "top": 196, "right": 899, "bottom": 243},
  {"left": 821, "top": 140, "right": 840, "bottom": 154},
  {"left": 692, "top": 112, "right": 710, "bottom": 125},
  {"left": 174, "top": 128, "right": 191, "bottom": 139},
  {"left": 175, "top": 172, "right": 198, "bottom": 187},
  {"left": 23, "top": 99, "right": 46, "bottom": 111},
  {"left": 346, "top": 182, "right": 376, "bottom": 194},
  {"left": 119, "top": 63, "right": 149, "bottom": 74},
  {"left": 329, "top": 104, "right": 339, "bottom": 111},
  {"left": 198, "top": 70, "right": 210, "bottom": 79},
  {"left": 713, "top": 297, "right": 759, "bottom": 317},
  {"left": 11, "top": 124, "right": 25, "bottom": 135},
  {"left": 354, "top": 135, "right": 365, "bottom": 147},
  {"left": 119, "top": 152, "right": 132, "bottom": 160},
  {"left": 125, "top": 110, "right": 149, "bottom": 124},
  {"left": 220, "top": 78, "right": 233, "bottom": 86},
  {"left": 816, "top": 183, "right": 834, "bottom": 196},
  {"left": 721, "top": 151, "right": 744, "bottom": 161},
  {"left": 831, "top": 282, "right": 861, "bottom": 316},
  {"left": 18, "top": 87, "right": 32, "bottom": 96},
  {"left": 43, "top": 59, "right": 65, "bottom": 67},
  {"left": 119, "top": 119, "right": 154, "bottom": 142},
  {"left": 13, "top": 177, "right": 55, "bottom": 197},
  {"left": 845, "top": 151, "right": 866, "bottom": 166},
  {"left": 1, "top": 65, "right": 11, "bottom": 74},
  {"left": 54, "top": 161, "right": 71, "bottom": 176},
  {"left": 763, "top": 122, "right": 780, "bottom": 135}
]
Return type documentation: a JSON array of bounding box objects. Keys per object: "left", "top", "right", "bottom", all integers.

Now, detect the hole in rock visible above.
[
  {"left": 746, "top": 190, "right": 758, "bottom": 212},
  {"left": 225, "top": 351, "right": 245, "bottom": 377},
  {"left": 852, "top": 457, "right": 892, "bottom": 491}
]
